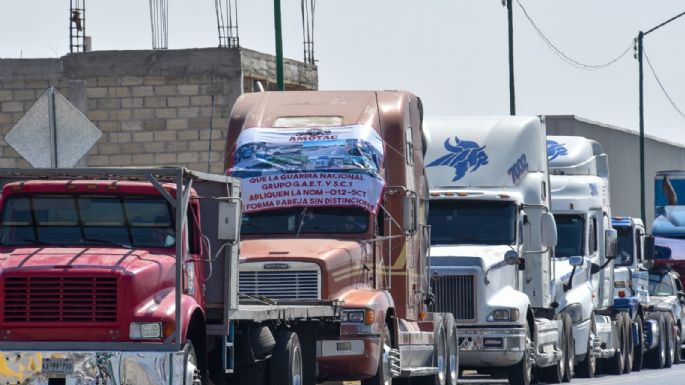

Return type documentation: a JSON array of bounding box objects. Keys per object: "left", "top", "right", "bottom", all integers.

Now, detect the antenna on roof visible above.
[
  {"left": 149, "top": 0, "right": 169, "bottom": 49},
  {"left": 216, "top": 0, "right": 239, "bottom": 48},
  {"left": 301, "top": 0, "right": 316, "bottom": 64},
  {"left": 69, "top": 0, "right": 86, "bottom": 53}
]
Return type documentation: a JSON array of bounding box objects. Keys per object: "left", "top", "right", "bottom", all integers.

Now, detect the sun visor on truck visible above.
[{"left": 227, "top": 125, "right": 385, "bottom": 213}]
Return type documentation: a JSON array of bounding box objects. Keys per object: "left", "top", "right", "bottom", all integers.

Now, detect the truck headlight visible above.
[
  {"left": 487, "top": 308, "right": 519, "bottom": 322},
  {"left": 562, "top": 303, "right": 583, "bottom": 323},
  {"left": 342, "top": 309, "right": 375, "bottom": 325},
  {"left": 130, "top": 322, "right": 163, "bottom": 339}
]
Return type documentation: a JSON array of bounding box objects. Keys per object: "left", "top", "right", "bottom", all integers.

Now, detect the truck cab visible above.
[
  {"left": 548, "top": 136, "right": 628, "bottom": 377},
  {"left": 425, "top": 116, "right": 565, "bottom": 385}
]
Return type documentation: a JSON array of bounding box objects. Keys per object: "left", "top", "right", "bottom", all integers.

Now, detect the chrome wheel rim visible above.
[{"left": 293, "top": 344, "right": 302, "bottom": 385}]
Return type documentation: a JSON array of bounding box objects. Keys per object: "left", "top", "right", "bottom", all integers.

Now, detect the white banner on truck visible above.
[{"left": 228, "top": 125, "right": 385, "bottom": 213}]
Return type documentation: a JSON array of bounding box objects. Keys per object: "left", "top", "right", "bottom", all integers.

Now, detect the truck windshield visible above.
[
  {"left": 554, "top": 214, "right": 584, "bottom": 258},
  {"left": 614, "top": 226, "right": 634, "bottom": 267},
  {"left": 0, "top": 194, "right": 175, "bottom": 248},
  {"left": 241, "top": 206, "right": 369, "bottom": 235},
  {"left": 648, "top": 272, "right": 675, "bottom": 296},
  {"left": 427, "top": 200, "right": 516, "bottom": 245}
]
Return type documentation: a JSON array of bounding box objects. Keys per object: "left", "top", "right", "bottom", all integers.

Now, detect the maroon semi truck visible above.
[{"left": 0, "top": 167, "right": 341, "bottom": 385}]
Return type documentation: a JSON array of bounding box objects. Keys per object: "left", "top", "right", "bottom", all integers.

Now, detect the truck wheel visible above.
[
  {"left": 415, "top": 316, "right": 447, "bottom": 385},
  {"left": 362, "top": 325, "right": 392, "bottom": 385},
  {"left": 633, "top": 316, "right": 644, "bottom": 371},
  {"left": 562, "top": 314, "right": 574, "bottom": 383},
  {"left": 508, "top": 323, "right": 532, "bottom": 385},
  {"left": 542, "top": 314, "right": 568, "bottom": 384},
  {"left": 183, "top": 341, "right": 203, "bottom": 385},
  {"left": 269, "top": 331, "right": 303, "bottom": 385},
  {"left": 442, "top": 313, "right": 459, "bottom": 385},
  {"left": 665, "top": 316, "right": 675, "bottom": 368},
  {"left": 575, "top": 314, "right": 596, "bottom": 378},
  {"left": 648, "top": 313, "right": 667, "bottom": 369},
  {"left": 623, "top": 313, "right": 633, "bottom": 373},
  {"left": 605, "top": 313, "right": 626, "bottom": 375}
]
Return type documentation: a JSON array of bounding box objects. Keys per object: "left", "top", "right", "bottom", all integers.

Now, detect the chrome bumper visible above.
[
  {"left": 458, "top": 327, "right": 526, "bottom": 367},
  {"left": 0, "top": 350, "right": 185, "bottom": 385}
]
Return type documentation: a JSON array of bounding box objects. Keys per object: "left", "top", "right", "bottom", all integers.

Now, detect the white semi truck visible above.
[
  {"left": 425, "top": 116, "right": 567, "bottom": 385},
  {"left": 547, "top": 136, "right": 631, "bottom": 378}
]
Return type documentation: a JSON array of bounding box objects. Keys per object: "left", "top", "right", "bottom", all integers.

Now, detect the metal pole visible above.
[
  {"left": 507, "top": 0, "right": 516, "bottom": 115},
  {"left": 47, "top": 87, "right": 58, "bottom": 168},
  {"left": 638, "top": 32, "right": 645, "bottom": 225},
  {"left": 274, "top": 0, "right": 285, "bottom": 90}
]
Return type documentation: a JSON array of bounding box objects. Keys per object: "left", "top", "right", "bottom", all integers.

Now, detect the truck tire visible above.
[
  {"left": 183, "top": 341, "right": 203, "bottom": 385},
  {"left": 675, "top": 324, "right": 682, "bottom": 364},
  {"left": 415, "top": 316, "right": 447, "bottom": 385},
  {"left": 542, "top": 314, "right": 569, "bottom": 383},
  {"left": 605, "top": 312, "right": 626, "bottom": 375},
  {"left": 562, "top": 313, "right": 574, "bottom": 382},
  {"left": 633, "top": 315, "right": 644, "bottom": 371},
  {"left": 508, "top": 323, "right": 532, "bottom": 385},
  {"left": 623, "top": 313, "right": 633, "bottom": 373},
  {"left": 441, "top": 313, "right": 459, "bottom": 385},
  {"left": 269, "top": 331, "right": 303, "bottom": 385},
  {"left": 575, "top": 314, "right": 596, "bottom": 378},
  {"left": 362, "top": 324, "right": 393, "bottom": 385},
  {"left": 648, "top": 313, "right": 667, "bottom": 369},
  {"left": 665, "top": 316, "right": 675, "bottom": 368}
]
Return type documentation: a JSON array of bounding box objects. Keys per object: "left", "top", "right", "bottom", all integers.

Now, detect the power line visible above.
[
  {"left": 515, "top": 0, "right": 633, "bottom": 71},
  {"left": 643, "top": 48, "right": 685, "bottom": 119}
]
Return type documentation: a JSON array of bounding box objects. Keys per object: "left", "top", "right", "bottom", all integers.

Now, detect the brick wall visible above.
[{"left": 0, "top": 48, "right": 318, "bottom": 172}]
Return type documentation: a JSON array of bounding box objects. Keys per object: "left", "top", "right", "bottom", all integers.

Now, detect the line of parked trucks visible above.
[{"left": 0, "top": 89, "right": 684, "bottom": 385}]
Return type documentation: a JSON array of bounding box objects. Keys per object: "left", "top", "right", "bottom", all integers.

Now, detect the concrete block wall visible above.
[{"left": 0, "top": 48, "right": 318, "bottom": 173}]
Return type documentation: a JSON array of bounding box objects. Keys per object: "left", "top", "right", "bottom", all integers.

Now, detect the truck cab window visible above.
[
  {"left": 553, "top": 214, "right": 584, "bottom": 258},
  {"left": 427, "top": 200, "right": 516, "bottom": 245},
  {"left": 242, "top": 206, "right": 369, "bottom": 235},
  {"left": 614, "top": 226, "right": 634, "bottom": 266},
  {"left": 588, "top": 217, "right": 597, "bottom": 254}
]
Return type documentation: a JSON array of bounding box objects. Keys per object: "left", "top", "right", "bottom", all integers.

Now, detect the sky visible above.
[{"left": 1, "top": 1, "right": 684, "bottom": 144}]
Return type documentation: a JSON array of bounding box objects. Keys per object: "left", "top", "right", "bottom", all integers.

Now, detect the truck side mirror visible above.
[
  {"left": 541, "top": 212, "right": 557, "bottom": 248},
  {"left": 504, "top": 250, "right": 520, "bottom": 265},
  {"left": 644, "top": 235, "right": 655, "bottom": 260},
  {"left": 218, "top": 200, "right": 240, "bottom": 243},
  {"left": 605, "top": 228, "right": 618, "bottom": 258},
  {"left": 569, "top": 255, "right": 584, "bottom": 267},
  {"left": 403, "top": 195, "right": 418, "bottom": 234}
]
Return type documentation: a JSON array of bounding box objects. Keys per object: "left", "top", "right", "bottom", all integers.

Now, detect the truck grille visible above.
[
  {"left": 239, "top": 271, "right": 320, "bottom": 301},
  {"left": 430, "top": 275, "right": 476, "bottom": 321},
  {"left": 3, "top": 276, "right": 118, "bottom": 322}
]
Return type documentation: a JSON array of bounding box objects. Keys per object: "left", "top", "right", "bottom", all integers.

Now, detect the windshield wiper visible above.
[{"left": 81, "top": 237, "right": 132, "bottom": 249}]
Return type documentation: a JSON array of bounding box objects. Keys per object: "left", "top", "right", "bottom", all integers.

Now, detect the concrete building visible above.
[
  {"left": 546, "top": 115, "right": 685, "bottom": 228},
  {"left": 0, "top": 48, "right": 318, "bottom": 173}
]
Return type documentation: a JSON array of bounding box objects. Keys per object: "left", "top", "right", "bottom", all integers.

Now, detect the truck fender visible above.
[
  {"left": 132, "top": 288, "right": 204, "bottom": 343},
  {"left": 339, "top": 289, "right": 394, "bottom": 335}
]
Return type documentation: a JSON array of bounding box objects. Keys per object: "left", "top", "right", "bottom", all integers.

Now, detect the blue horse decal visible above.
[
  {"left": 427, "top": 137, "right": 489, "bottom": 181},
  {"left": 547, "top": 140, "right": 568, "bottom": 161}
]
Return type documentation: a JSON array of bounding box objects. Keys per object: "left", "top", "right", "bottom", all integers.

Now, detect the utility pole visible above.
[
  {"left": 507, "top": 0, "right": 516, "bottom": 115},
  {"left": 636, "top": 10, "right": 685, "bottom": 225},
  {"left": 274, "top": 0, "right": 285, "bottom": 90}
]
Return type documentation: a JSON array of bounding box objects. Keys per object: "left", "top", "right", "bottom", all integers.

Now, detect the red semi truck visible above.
[
  {"left": 0, "top": 167, "right": 342, "bottom": 385},
  {"left": 224, "top": 90, "right": 459, "bottom": 385}
]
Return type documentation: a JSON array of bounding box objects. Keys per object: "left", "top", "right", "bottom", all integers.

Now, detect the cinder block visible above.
[
  {"left": 132, "top": 131, "right": 154, "bottom": 142},
  {"left": 200, "top": 151, "right": 223, "bottom": 162},
  {"left": 144, "top": 142, "right": 165, "bottom": 153},
  {"left": 0, "top": 113, "right": 13, "bottom": 125},
  {"left": 121, "top": 143, "right": 144, "bottom": 153},
  {"left": 97, "top": 120, "right": 120, "bottom": 132},
  {"left": 155, "top": 85, "right": 178, "bottom": 96},
  {"left": 98, "top": 143, "right": 120, "bottom": 155},
  {"left": 143, "top": 76, "right": 167, "bottom": 85},
  {"left": 98, "top": 98, "right": 119, "bottom": 110},
  {"left": 24, "top": 79, "right": 48, "bottom": 89},
  {"left": 0, "top": 90, "right": 12, "bottom": 101},
  {"left": 167, "top": 96, "right": 190, "bottom": 107},
  {"left": 88, "top": 155, "right": 110, "bottom": 166},
  {"left": 178, "top": 85, "right": 200, "bottom": 95},
  {"left": 122, "top": 120, "right": 144, "bottom": 131},
  {"left": 189, "top": 141, "right": 210, "bottom": 151},
  {"left": 114, "top": 87, "right": 131, "bottom": 98},
  {"left": 190, "top": 95, "right": 212, "bottom": 106},
  {"left": 143, "top": 119, "right": 166, "bottom": 130},
  {"left": 188, "top": 118, "right": 209, "bottom": 130},
  {"left": 155, "top": 153, "right": 177, "bottom": 163},
  {"left": 97, "top": 77, "right": 118, "bottom": 87},
  {"left": 154, "top": 130, "right": 177, "bottom": 141},
  {"left": 13, "top": 89, "right": 36, "bottom": 101},
  {"left": 166, "top": 119, "right": 188, "bottom": 130},
  {"left": 144, "top": 96, "right": 167, "bottom": 108},
  {"left": 87, "top": 110, "right": 109, "bottom": 120},
  {"left": 110, "top": 154, "right": 132, "bottom": 166},
  {"left": 109, "top": 132, "right": 131, "bottom": 143},
  {"left": 166, "top": 141, "right": 189, "bottom": 152},
  {"left": 133, "top": 153, "right": 155, "bottom": 165},
  {"left": 132, "top": 86, "right": 155, "bottom": 97},
  {"left": 178, "top": 130, "right": 199, "bottom": 140},
  {"left": 2, "top": 102, "right": 24, "bottom": 112},
  {"left": 0, "top": 158, "right": 16, "bottom": 168},
  {"left": 111, "top": 109, "right": 132, "bottom": 120},
  {"left": 121, "top": 97, "right": 144, "bottom": 109},
  {"left": 177, "top": 107, "right": 200, "bottom": 118},
  {"left": 120, "top": 76, "right": 144, "bottom": 86},
  {"left": 178, "top": 152, "right": 199, "bottom": 163},
  {"left": 155, "top": 108, "right": 177, "bottom": 119},
  {"left": 132, "top": 108, "right": 155, "bottom": 120}
]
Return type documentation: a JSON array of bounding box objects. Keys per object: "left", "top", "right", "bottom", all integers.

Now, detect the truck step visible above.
[
  {"left": 400, "top": 367, "right": 440, "bottom": 377},
  {"left": 389, "top": 348, "right": 401, "bottom": 377}
]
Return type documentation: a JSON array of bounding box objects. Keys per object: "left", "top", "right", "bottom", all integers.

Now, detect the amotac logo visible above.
[
  {"left": 426, "top": 137, "right": 489, "bottom": 182},
  {"left": 546, "top": 140, "right": 568, "bottom": 161}
]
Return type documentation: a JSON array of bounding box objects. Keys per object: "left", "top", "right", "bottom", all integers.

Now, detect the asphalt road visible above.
[{"left": 457, "top": 364, "right": 685, "bottom": 385}]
